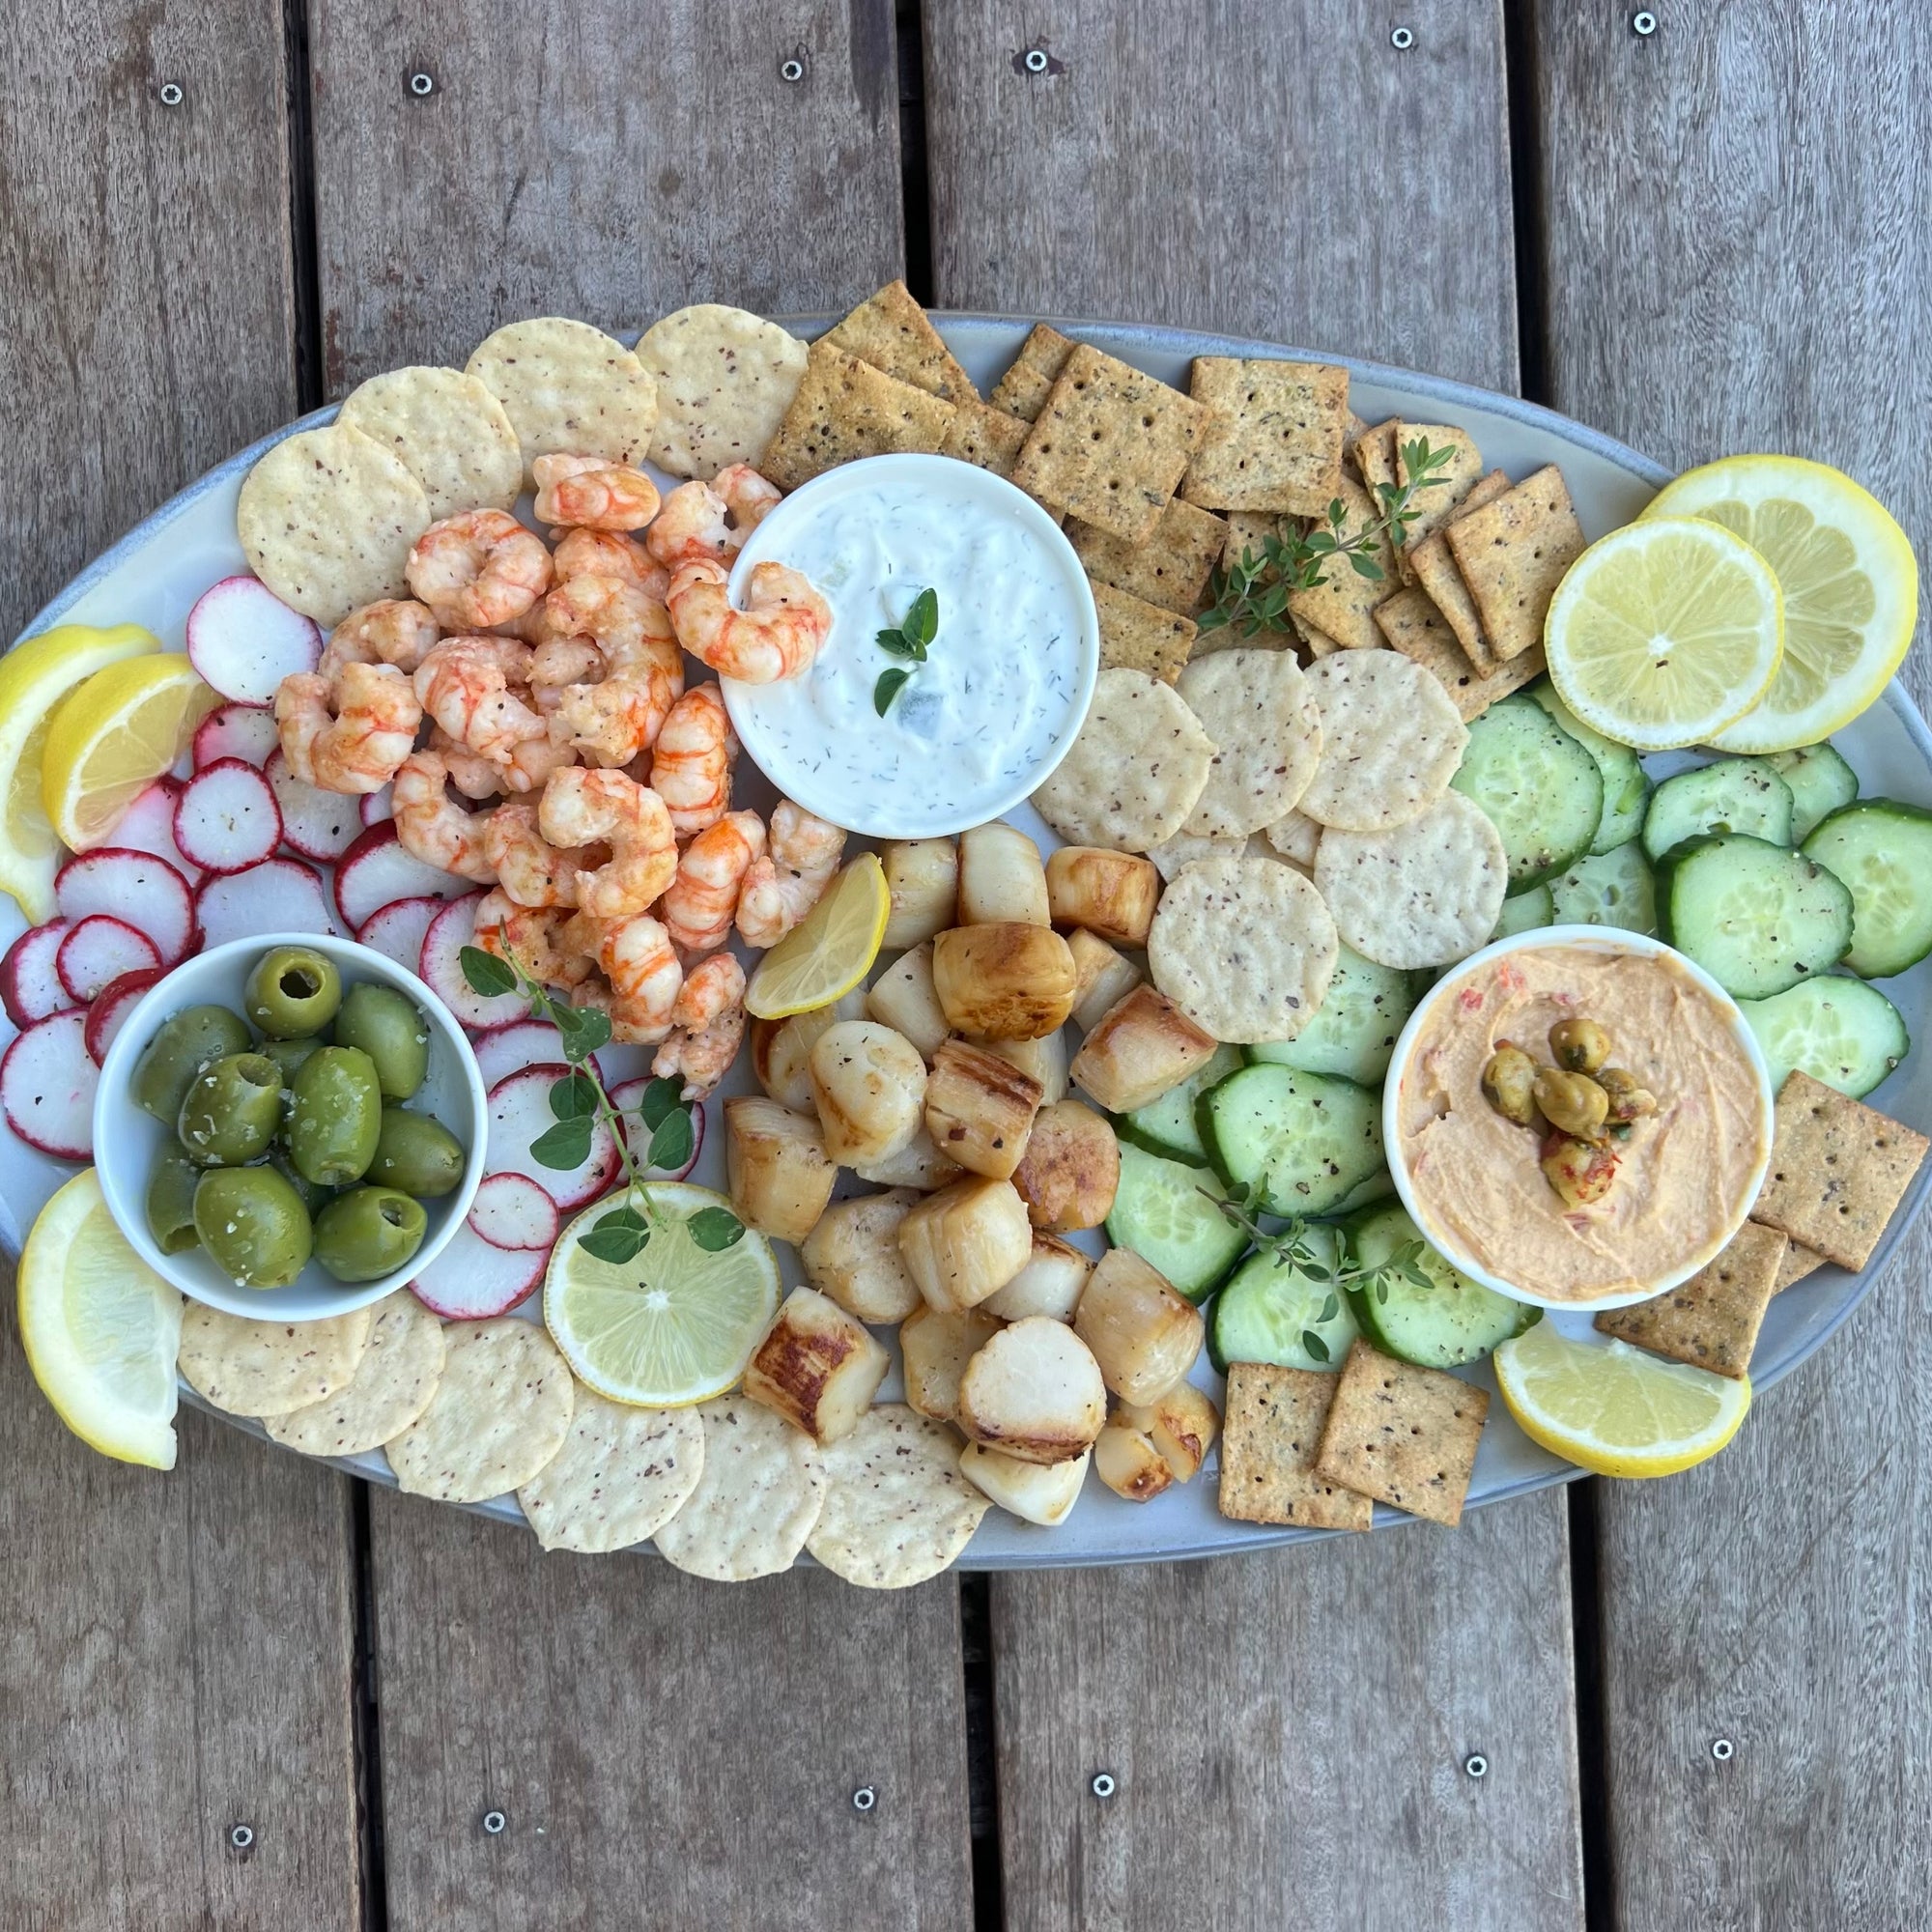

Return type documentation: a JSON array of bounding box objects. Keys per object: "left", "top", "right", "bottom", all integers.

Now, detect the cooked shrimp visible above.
[
  {"left": 479, "top": 801, "right": 579, "bottom": 908},
  {"left": 474, "top": 890, "right": 595, "bottom": 990},
  {"left": 407, "top": 508, "right": 553, "bottom": 630},
  {"left": 668, "top": 558, "right": 831, "bottom": 684},
  {"left": 562, "top": 913, "right": 683, "bottom": 1042},
  {"left": 540, "top": 766, "right": 677, "bottom": 919},
  {"left": 737, "top": 800, "right": 846, "bottom": 948},
  {"left": 320, "top": 598, "right": 440, "bottom": 678},
  {"left": 275, "top": 663, "right": 422, "bottom": 795},
  {"left": 391, "top": 752, "right": 498, "bottom": 883},
  {"left": 552, "top": 526, "right": 669, "bottom": 599},
  {"left": 428, "top": 726, "right": 505, "bottom": 801},
  {"left": 540, "top": 572, "right": 676, "bottom": 660},
  {"left": 500, "top": 729, "right": 579, "bottom": 795},
  {"left": 649, "top": 683, "right": 736, "bottom": 838},
  {"left": 652, "top": 952, "right": 747, "bottom": 1099},
  {"left": 660, "top": 810, "right": 766, "bottom": 954},
  {"left": 529, "top": 637, "right": 607, "bottom": 691},
  {"left": 413, "top": 637, "right": 549, "bottom": 766},
  {"left": 533, "top": 455, "right": 662, "bottom": 532},
  {"left": 541, "top": 586, "right": 685, "bottom": 768},
  {"left": 643, "top": 466, "right": 782, "bottom": 568}
]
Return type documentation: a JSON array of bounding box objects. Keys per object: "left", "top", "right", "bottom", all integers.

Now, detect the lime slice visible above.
[
  {"left": 744, "top": 852, "right": 891, "bottom": 1020},
  {"left": 544, "top": 1181, "right": 780, "bottom": 1406}
]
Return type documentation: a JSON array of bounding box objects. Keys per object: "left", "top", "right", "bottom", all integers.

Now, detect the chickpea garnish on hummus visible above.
[{"left": 1481, "top": 1018, "right": 1660, "bottom": 1208}]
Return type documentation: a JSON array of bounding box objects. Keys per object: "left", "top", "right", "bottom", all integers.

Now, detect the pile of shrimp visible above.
[{"left": 270, "top": 460, "right": 842, "bottom": 1097}]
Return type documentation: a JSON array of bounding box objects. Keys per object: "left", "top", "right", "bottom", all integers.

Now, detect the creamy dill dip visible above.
[{"left": 722, "top": 454, "right": 1098, "bottom": 838}]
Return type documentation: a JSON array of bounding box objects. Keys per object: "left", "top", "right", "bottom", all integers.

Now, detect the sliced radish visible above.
[
  {"left": 262, "top": 749, "right": 363, "bottom": 864},
  {"left": 420, "top": 893, "right": 526, "bottom": 1030},
  {"left": 173, "top": 758, "right": 283, "bottom": 875},
  {"left": 470, "top": 1016, "right": 605, "bottom": 1090},
  {"left": 56, "top": 849, "right": 196, "bottom": 967},
  {"left": 334, "top": 822, "right": 470, "bottom": 932},
  {"left": 486, "top": 1064, "right": 621, "bottom": 1211},
  {"left": 194, "top": 702, "right": 283, "bottom": 770},
  {"left": 468, "top": 1173, "right": 562, "bottom": 1251},
  {"left": 609, "top": 1075, "right": 706, "bottom": 1181},
  {"left": 85, "top": 966, "right": 165, "bottom": 1065},
  {"left": 2, "top": 922, "right": 73, "bottom": 1029},
  {"left": 193, "top": 860, "right": 340, "bottom": 950},
  {"left": 185, "top": 575, "right": 322, "bottom": 705},
  {"left": 57, "top": 916, "right": 162, "bottom": 1006},
  {"left": 360, "top": 786, "right": 395, "bottom": 827},
  {"left": 355, "top": 895, "right": 442, "bottom": 977},
  {"left": 410, "top": 1222, "right": 548, "bottom": 1320},
  {"left": 2, "top": 1011, "right": 98, "bottom": 1160},
  {"left": 112, "top": 778, "right": 204, "bottom": 885}
]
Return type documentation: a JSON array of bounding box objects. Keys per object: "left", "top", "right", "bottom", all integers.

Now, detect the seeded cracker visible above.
[
  {"left": 1375, "top": 584, "right": 1548, "bottom": 720},
  {"left": 1145, "top": 829, "right": 1245, "bottom": 883},
  {"left": 1444, "top": 464, "right": 1587, "bottom": 664},
  {"left": 636, "top": 303, "right": 810, "bottom": 479},
  {"left": 824, "top": 279, "right": 978, "bottom": 404},
  {"left": 1297, "top": 650, "right": 1468, "bottom": 831},
  {"left": 1093, "top": 581, "right": 1197, "bottom": 685},
  {"left": 1217, "top": 1363, "right": 1371, "bottom": 1530},
  {"left": 236, "top": 423, "right": 430, "bottom": 627},
  {"left": 807, "top": 1405, "right": 991, "bottom": 1587},
  {"left": 1262, "top": 808, "right": 1321, "bottom": 868},
  {"left": 1409, "top": 468, "right": 1513, "bottom": 670},
  {"left": 1774, "top": 1238, "right": 1827, "bottom": 1292},
  {"left": 990, "top": 323, "right": 1077, "bottom": 421},
  {"left": 516, "top": 1388, "right": 705, "bottom": 1554},
  {"left": 465, "top": 317, "right": 659, "bottom": 481},
  {"left": 335, "top": 366, "right": 524, "bottom": 520},
  {"left": 1315, "top": 1339, "right": 1489, "bottom": 1527},
  {"left": 180, "top": 1302, "right": 374, "bottom": 1417},
  {"left": 1069, "top": 497, "right": 1227, "bottom": 615},
  {"left": 1351, "top": 419, "right": 1400, "bottom": 496},
  {"left": 759, "top": 339, "right": 956, "bottom": 492},
  {"left": 1395, "top": 421, "right": 1486, "bottom": 551},
  {"left": 1316, "top": 790, "right": 1507, "bottom": 969},
  {"left": 1285, "top": 474, "right": 1399, "bottom": 652},
  {"left": 1181, "top": 356, "right": 1350, "bottom": 515},
  {"left": 1177, "top": 648, "right": 1321, "bottom": 837},
  {"left": 653, "top": 1397, "right": 827, "bottom": 1581},
  {"left": 264, "top": 1293, "right": 444, "bottom": 1456},
  {"left": 1594, "top": 1222, "right": 1786, "bottom": 1378},
  {"left": 942, "top": 398, "right": 1034, "bottom": 481}
]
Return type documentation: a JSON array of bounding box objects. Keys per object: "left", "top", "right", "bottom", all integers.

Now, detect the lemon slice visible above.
[
  {"left": 744, "top": 852, "right": 890, "bottom": 1020},
  {"left": 545, "top": 1181, "right": 781, "bottom": 1406},
  {"left": 41, "top": 654, "right": 220, "bottom": 852},
  {"left": 1643, "top": 455, "right": 1918, "bottom": 753},
  {"left": 18, "top": 1170, "right": 185, "bottom": 1469},
  {"left": 0, "top": 623, "right": 159, "bottom": 921},
  {"left": 1544, "top": 518, "right": 1783, "bottom": 752},
  {"left": 1493, "top": 1321, "right": 1749, "bottom": 1479}
]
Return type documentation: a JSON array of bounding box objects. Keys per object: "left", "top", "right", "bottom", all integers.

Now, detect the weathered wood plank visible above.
[
  {"left": 306, "top": 0, "right": 906, "bottom": 393},
  {"left": 1532, "top": 6, "right": 1932, "bottom": 1923},
  {"left": 926, "top": 6, "right": 1583, "bottom": 1925}
]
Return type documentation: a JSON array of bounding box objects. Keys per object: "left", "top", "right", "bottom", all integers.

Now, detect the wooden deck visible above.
[{"left": 2, "top": 3, "right": 1928, "bottom": 1924}]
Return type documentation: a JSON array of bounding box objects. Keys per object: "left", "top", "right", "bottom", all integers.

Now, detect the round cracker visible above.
[
  {"left": 652, "top": 1397, "right": 826, "bottom": 1582},
  {"left": 1262, "top": 807, "right": 1321, "bottom": 868},
  {"left": 384, "top": 1317, "right": 573, "bottom": 1503},
  {"left": 516, "top": 1389, "right": 705, "bottom": 1554},
  {"left": 1176, "top": 649, "right": 1321, "bottom": 838},
  {"left": 1032, "top": 668, "right": 1217, "bottom": 853},
  {"left": 465, "top": 317, "right": 658, "bottom": 482},
  {"left": 178, "top": 1301, "right": 374, "bottom": 1418},
  {"left": 1315, "top": 789, "right": 1508, "bottom": 969},
  {"left": 807, "top": 1405, "right": 990, "bottom": 1588},
  {"left": 236, "top": 422, "right": 431, "bottom": 627},
  {"left": 262, "top": 1293, "right": 445, "bottom": 1457},
  {"left": 1146, "top": 829, "right": 1244, "bottom": 883},
  {"left": 1148, "top": 854, "right": 1339, "bottom": 1043},
  {"left": 337, "top": 365, "right": 524, "bottom": 519},
  {"left": 1297, "top": 649, "right": 1469, "bottom": 832},
  {"left": 637, "top": 304, "right": 810, "bottom": 480}
]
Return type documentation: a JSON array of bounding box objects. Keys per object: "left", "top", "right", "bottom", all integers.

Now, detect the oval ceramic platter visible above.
[{"left": 8, "top": 314, "right": 1931, "bottom": 1569}]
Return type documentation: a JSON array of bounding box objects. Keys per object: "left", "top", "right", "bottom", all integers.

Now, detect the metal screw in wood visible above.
[
  {"left": 1632, "top": 10, "right": 1658, "bottom": 33},
  {"left": 779, "top": 50, "right": 808, "bottom": 83},
  {"left": 1390, "top": 27, "right": 1414, "bottom": 50},
  {"left": 851, "top": 1785, "right": 876, "bottom": 1812},
  {"left": 1464, "top": 1753, "right": 1489, "bottom": 1778},
  {"left": 409, "top": 71, "right": 436, "bottom": 97},
  {"left": 158, "top": 82, "right": 184, "bottom": 106},
  {"left": 1711, "top": 1738, "right": 1734, "bottom": 1762},
  {"left": 228, "top": 1824, "right": 254, "bottom": 1851},
  {"left": 482, "top": 1809, "right": 507, "bottom": 1834},
  {"left": 1090, "top": 1771, "right": 1117, "bottom": 1799},
  {"left": 1023, "top": 47, "right": 1051, "bottom": 74}
]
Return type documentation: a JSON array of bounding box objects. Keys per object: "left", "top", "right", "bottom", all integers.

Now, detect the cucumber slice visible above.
[
  {"left": 1801, "top": 800, "right": 1932, "bottom": 978},
  {"left": 1525, "top": 682, "right": 1653, "bottom": 854},
  {"left": 1492, "top": 883, "right": 1554, "bottom": 941},
  {"left": 1642, "top": 757, "right": 1794, "bottom": 861},
  {"left": 1657, "top": 832, "right": 1854, "bottom": 998},
  {"left": 1769, "top": 743, "right": 1859, "bottom": 843},
  {"left": 1740, "top": 976, "right": 1909, "bottom": 1100},
  {"left": 1208, "top": 1228, "right": 1361, "bottom": 1374},
  {"left": 1200, "top": 1063, "right": 1383, "bottom": 1218},
  {"left": 1450, "top": 694, "right": 1604, "bottom": 889},
  {"left": 1105, "top": 1142, "right": 1249, "bottom": 1301},
  {"left": 1244, "top": 943, "right": 1417, "bottom": 1084},
  {"left": 1116, "top": 1043, "right": 1242, "bottom": 1164},
  {"left": 1548, "top": 841, "right": 1657, "bottom": 935},
  {"left": 1339, "top": 1201, "right": 1539, "bottom": 1368}
]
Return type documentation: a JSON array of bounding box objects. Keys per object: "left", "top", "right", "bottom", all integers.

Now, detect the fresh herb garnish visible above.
[
  {"left": 1199, "top": 1179, "right": 1437, "bottom": 1316},
  {"left": 873, "top": 585, "right": 939, "bottom": 716}
]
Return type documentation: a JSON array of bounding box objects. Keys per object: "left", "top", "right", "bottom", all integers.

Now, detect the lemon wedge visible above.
[
  {"left": 41, "top": 654, "right": 220, "bottom": 852},
  {"left": 0, "top": 623, "right": 159, "bottom": 920},
  {"left": 545, "top": 1182, "right": 780, "bottom": 1406},
  {"left": 1643, "top": 455, "right": 1918, "bottom": 753},
  {"left": 18, "top": 1170, "right": 185, "bottom": 1469},
  {"left": 1493, "top": 1320, "right": 1749, "bottom": 1479},
  {"left": 744, "top": 852, "right": 890, "bottom": 1020}
]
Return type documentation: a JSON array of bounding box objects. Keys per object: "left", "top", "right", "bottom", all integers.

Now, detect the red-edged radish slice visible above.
[
  {"left": 2, "top": 1011, "right": 98, "bottom": 1159},
  {"left": 334, "top": 822, "right": 470, "bottom": 932},
  {"left": 193, "top": 701, "right": 282, "bottom": 770},
  {"left": 470, "top": 1016, "right": 616, "bottom": 1090},
  {"left": 55, "top": 849, "right": 196, "bottom": 967},
  {"left": 355, "top": 895, "right": 442, "bottom": 978},
  {"left": 486, "top": 1064, "right": 621, "bottom": 1211},
  {"left": 185, "top": 575, "right": 322, "bottom": 705},
  {"left": 85, "top": 966, "right": 165, "bottom": 1065},
  {"left": 172, "top": 758, "right": 283, "bottom": 875},
  {"left": 193, "top": 859, "right": 340, "bottom": 950},
  {"left": 609, "top": 1075, "right": 706, "bottom": 1181},
  {"left": 468, "top": 1173, "right": 561, "bottom": 1251},
  {"left": 57, "top": 916, "right": 162, "bottom": 1006},
  {"left": 264, "top": 749, "right": 363, "bottom": 864},
  {"left": 1, "top": 921, "right": 73, "bottom": 1029},
  {"left": 410, "top": 1224, "right": 547, "bottom": 1320},
  {"left": 420, "top": 893, "right": 526, "bottom": 1030},
  {"left": 360, "top": 786, "right": 394, "bottom": 827},
  {"left": 112, "top": 778, "right": 204, "bottom": 885}
]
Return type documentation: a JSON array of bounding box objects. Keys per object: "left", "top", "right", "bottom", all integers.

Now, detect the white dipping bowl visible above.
[
  {"left": 1382, "top": 925, "right": 1776, "bottom": 1313},
  {"left": 94, "top": 932, "right": 488, "bottom": 1321}
]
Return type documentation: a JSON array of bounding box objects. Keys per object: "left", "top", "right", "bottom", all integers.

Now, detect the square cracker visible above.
[
  {"left": 1070, "top": 497, "right": 1227, "bottom": 614},
  {"left": 1221, "top": 510, "right": 1281, "bottom": 574},
  {"left": 1407, "top": 468, "right": 1513, "bottom": 670},
  {"left": 824, "top": 279, "right": 978, "bottom": 404},
  {"left": 1749, "top": 1070, "right": 1930, "bottom": 1271},
  {"left": 1375, "top": 585, "right": 1548, "bottom": 719},
  {"left": 1218, "top": 1363, "right": 1372, "bottom": 1530},
  {"left": 1444, "top": 464, "right": 1586, "bottom": 663},
  {"left": 989, "top": 324, "right": 1077, "bottom": 421},
  {"left": 1594, "top": 1222, "right": 1787, "bottom": 1378},
  {"left": 1181, "top": 356, "right": 1350, "bottom": 514},
  {"left": 1093, "top": 580, "right": 1197, "bottom": 684},
  {"left": 1284, "top": 475, "right": 1398, "bottom": 652},
  {"left": 1012, "top": 344, "right": 1208, "bottom": 544},
  {"left": 759, "top": 339, "right": 955, "bottom": 491},
  {"left": 942, "top": 398, "right": 1033, "bottom": 479},
  {"left": 1396, "top": 421, "right": 1487, "bottom": 554},
  {"left": 1351, "top": 418, "right": 1400, "bottom": 496},
  {"left": 1315, "top": 1340, "right": 1489, "bottom": 1527},
  {"left": 1774, "top": 1236, "right": 1827, "bottom": 1293}
]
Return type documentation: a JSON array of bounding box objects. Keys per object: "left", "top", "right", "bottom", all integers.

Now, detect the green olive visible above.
[
  {"left": 313, "top": 1186, "right": 428, "bottom": 1283},
  {"left": 245, "top": 946, "right": 343, "bottom": 1039},
  {"left": 177, "top": 1052, "right": 284, "bottom": 1168},
  {"left": 1548, "top": 1017, "right": 1612, "bottom": 1074},
  {"left": 1481, "top": 1042, "right": 1540, "bottom": 1126},
  {"left": 334, "top": 983, "right": 431, "bottom": 1101},
  {"left": 368, "top": 1107, "right": 466, "bottom": 1198},
  {"left": 130, "top": 1005, "right": 252, "bottom": 1124},
  {"left": 193, "top": 1165, "right": 314, "bottom": 1289},
  {"left": 270, "top": 1146, "right": 334, "bottom": 1218},
  {"left": 259, "top": 1034, "right": 327, "bottom": 1085},
  {"left": 287, "top": 1045, "right": 384, "bottom": 1187},
  {"left": 1531, "top": 1067, "right": 1609, "bottom": 1140},
  {"left": 145, "top": 1148, "right": 203, "bottom": 1255}
]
